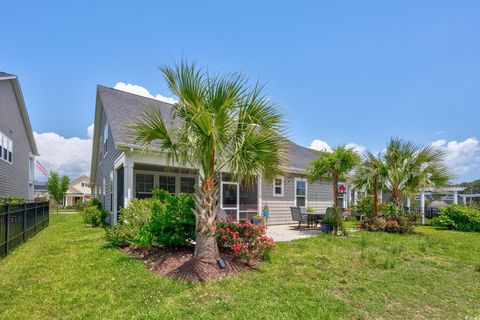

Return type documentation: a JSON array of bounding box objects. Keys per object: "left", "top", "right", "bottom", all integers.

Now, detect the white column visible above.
[
  {"left": 453, "top": 191, "right": 458, "bottom": 204},
  {"left": 124, "top": 155, "right": 134, "bottom": 208},
  {"left": 406, "top": 197, "right": 411, "bottom": 209},
  {"left": 353, "top": 190, "right": 358, "bottom": 205},
  {"left": 420, "top": 190, "right": 425, "bottom": 225}
]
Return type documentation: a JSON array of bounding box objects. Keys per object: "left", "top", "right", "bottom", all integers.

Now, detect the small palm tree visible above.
[
  {"left": 308, "top": 146, "right": 361, "bottom": 235},
  {"left": 383, "top": 138, "right": 452, "bottom": 208},
  {"left": 132, "top": 62, "right": 284, "bottom": 278},
  {"left": 353, "top": 151, "right": 386, "bottom": 219}
]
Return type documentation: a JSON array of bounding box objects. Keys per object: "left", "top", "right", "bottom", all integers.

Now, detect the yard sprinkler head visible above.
[{"left": 217, "top": 258, "right": 226, "bottom": 269}]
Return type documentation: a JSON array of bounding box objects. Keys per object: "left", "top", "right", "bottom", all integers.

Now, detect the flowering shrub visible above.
[
  {"left": 360, "top": 215, "right": 414, "bottom": 234},
  {"left": 216, "top": 218, "right": 275, "bottom": 264}
]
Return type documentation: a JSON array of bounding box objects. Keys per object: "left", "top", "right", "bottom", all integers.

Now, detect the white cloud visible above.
[
  {"left": 309, "top": 139, "right": 365, "bottom": 155},
  {"left": 113, "top": 82, "right": 178, "bottom": 104},
  {"left": 87, "top": 123, "right": 94, "bottom": 139},
  {"left": 34, "top": 128, "right": 92, "bottom": 180},
  {"left": 431, "top": 137, "right": 480, "bottom": 178},
  {"left": 345, "top": 143, "right": 366, "bottom": 155},
  {"left": 309, "top": 139, "right": 332, "bottom": 152}
]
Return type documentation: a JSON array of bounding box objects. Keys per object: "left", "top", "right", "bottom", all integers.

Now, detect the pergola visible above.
[{"left": 417, "top": 187, "right": 465, "bottom": 224}]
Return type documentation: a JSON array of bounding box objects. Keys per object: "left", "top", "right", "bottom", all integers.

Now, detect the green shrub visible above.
[
  {"left": 104, "top": 198, "right": 161, "bottom": 247},
  {"left": 432, "top": 204, "right": 480, "bottom": 232},
  {"left": 85, "top": 198, "right": 102, "bottom": 210},
  {"left": 146, "top": 193, "right": 196, "bottom": 246},
  {"left": 355, "top": 195, "right": 375, "bottom": 217},
  {"left": 0, "top": 196, "right": 27, "bottom": 204},
  {"left": 81, "top": 205, "right": 107, "bottom": 227}
]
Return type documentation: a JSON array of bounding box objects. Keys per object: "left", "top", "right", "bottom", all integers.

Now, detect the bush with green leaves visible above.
[
  {"left": 145, "top": 192, "right": 196, "bottom": 246},
  {"left": 81, "top": 205, "right": 107, "bottom": 227},
  {"left": 105, "top": 190, "right": 196, "bottom": 248},
  {"left": 105, "top": 198, "right": 161, "bottom": 247},
  {"left": 432, "top": 204, "right": 480, "bottom": 232},
  {"left": 355, "top": 195, "right": 375, "bottom": 217}
]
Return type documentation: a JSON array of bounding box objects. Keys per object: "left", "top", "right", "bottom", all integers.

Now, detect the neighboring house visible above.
[
  {"left": 64, "top": 175, "right": 92, "bottom": 206},
  {"left": 0, "top": 72, "right": 38, "bottom": 199},
  {"left": 90, "top": 85, "right": 337, "bottom": 225}
]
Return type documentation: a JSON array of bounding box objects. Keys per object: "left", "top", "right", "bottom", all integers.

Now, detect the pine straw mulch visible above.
[{"left": 121, "top": 245, "right": 253, "bottom": 281}]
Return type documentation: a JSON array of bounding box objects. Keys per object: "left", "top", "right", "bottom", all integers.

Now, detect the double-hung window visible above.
[
  {"left": 0, "top": 132, "right": 13, "bottom": 164},
  {"left": 103, "top": 123, "right": 109, "bottom": 155},
  {"left": 273, "top": 177, "right": 284, "bottom": 197}
]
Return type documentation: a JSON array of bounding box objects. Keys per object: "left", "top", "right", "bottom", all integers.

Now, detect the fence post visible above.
[
  {"left": 23, "top": 203, "right": 27, "bottom": 242},
  {"left": 4, "top": 204, "right": 9, "bottom": 256},
  {"left": 34, "top": 202, "right": 37, "bottom": 234}
]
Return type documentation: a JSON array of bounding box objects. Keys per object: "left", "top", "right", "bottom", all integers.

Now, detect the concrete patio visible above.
[{"left": 266, "top": 224, "right": 322, "bottom": 242}]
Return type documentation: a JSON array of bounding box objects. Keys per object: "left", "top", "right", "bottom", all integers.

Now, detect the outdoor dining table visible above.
[{"left": 306, "top": 213, "right": 325, "bottom": 229}]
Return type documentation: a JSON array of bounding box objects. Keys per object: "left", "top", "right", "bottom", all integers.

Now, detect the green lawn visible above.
[{"left": 1, "top": 214, "right": 479, "bottom": 319}]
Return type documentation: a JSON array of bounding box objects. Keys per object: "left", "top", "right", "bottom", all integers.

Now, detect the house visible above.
[
  {"left": 64, "top": 175, "right": 92, "bottom": 206},
  {"left": 0, "top": 72, "right": 38, "bottom": 200},
  {"left": 90, "top": 85, "right": 336, "bottom": 225}
]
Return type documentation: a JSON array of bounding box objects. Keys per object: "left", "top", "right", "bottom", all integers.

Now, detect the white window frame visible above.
[
  {"left": 0, "top": 132, "right": 13, "bottom": 164},
  {"left": 294, "top": 177, "right": 308, "bottom": 207},
  {"left": 272, "top": 177, "right": 284, "bottom": 197}
]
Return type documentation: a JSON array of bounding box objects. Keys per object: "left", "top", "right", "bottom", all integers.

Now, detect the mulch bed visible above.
[{"left": 121, "top": 245, "right": 253, "bottom": 281}]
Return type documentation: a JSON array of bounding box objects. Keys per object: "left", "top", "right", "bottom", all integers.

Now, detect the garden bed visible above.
[{"left": 122, "top": 245, "right": 252, "bottom": 281}]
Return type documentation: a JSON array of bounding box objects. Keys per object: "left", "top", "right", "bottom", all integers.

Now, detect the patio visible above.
[{"left": 266, "top": 224, "right": 321, "bottom": 242}]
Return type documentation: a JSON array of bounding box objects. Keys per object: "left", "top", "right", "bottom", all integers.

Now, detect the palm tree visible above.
[
  {"left": 131, "top": 62, "right": 284, "bottom": 277},
  {"left": 308, "top": 146, "right": 361, "bottom": 235},
  {"left": 383, "top": 138, "right": 452, "bottom": 208},
  {"left": 353, "top": 151, "right": 386, "bottom": 219}
]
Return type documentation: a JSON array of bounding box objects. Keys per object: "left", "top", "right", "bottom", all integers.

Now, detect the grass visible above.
[{"left": 0, "top": 214, "right": 479, "bottom": 319}]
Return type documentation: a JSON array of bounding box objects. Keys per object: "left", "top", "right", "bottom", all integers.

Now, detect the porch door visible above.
[{"left": 221, "top": 182, "right": 239, "bottom": 221}]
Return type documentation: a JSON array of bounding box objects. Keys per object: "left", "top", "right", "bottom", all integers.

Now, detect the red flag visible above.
[{"left": 35, "top": 160, "right": 48, "bottom": 176}]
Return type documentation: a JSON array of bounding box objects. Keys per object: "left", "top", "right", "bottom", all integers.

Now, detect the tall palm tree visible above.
[
  {"left": 353, "top": 151, "right": 386, "bottom": 219},
  {"left": 308, "top": 146, "right": 361, "bottom": 235},
  {"left": 131, "top": 62, "right": 284, "bottom": 277},
  {"left": 383, "top": 138, "right": 452, "bottom": 208}
]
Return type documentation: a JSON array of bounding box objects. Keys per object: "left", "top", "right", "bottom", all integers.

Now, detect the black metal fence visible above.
[
  {"left": 0, "top": 201, "right": 49, "bottom": 258},
  {"left": 404, "top": 207, "right": 441, "bottom": 220}
]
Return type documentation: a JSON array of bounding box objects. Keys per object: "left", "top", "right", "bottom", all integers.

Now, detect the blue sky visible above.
[{"left": 1, "top": 1, "right": 480, "bottom": 182}]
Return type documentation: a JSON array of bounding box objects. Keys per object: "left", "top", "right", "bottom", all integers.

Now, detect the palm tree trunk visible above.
[
  {"left": 373, "top": 190, "right": 378, "bottom": 220},
  {"left": 193, "top": 176, "right": 220, "bottom": 262},
  {"left": 391, "top": 189, "right": 403, "bottom": 209}
]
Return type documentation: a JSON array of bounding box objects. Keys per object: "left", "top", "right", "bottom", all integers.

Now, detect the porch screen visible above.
[
  {"left": 159, "top": 175, "right": 176, "bottom": 194},
  {"left": 136, "top": 173, "right": 154, "bottom": 198},
  {"left": 239, "top": 183, "right": 258, "bottom": 212},
  {"left": 180, "top": 177, "right": 195, "bottom": 194}
]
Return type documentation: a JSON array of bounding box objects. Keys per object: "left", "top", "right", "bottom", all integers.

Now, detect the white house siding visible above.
[{"left": 262, "top": 174, "right": 334, "bottom": 225}]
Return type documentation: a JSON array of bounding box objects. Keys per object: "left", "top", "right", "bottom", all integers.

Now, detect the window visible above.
[
  {"left": 273, "top": 177, "right": 284, "bottom": 197},
  {"left": 0, "top": 132, "right": 13, "bottom": 164},
  {"left": 103, "top": 123, "right": 109, "bottom": 155},
  {"left": 159, "top": 175, "right": 176, "bottom": 194},
  {"left": 136, "top": 173, "right": 154, "bottom": 198},
  {"left": 180, "top": 177, "right": 195, "bottom": 194},
  {"left": 295, "top": 178, "right": 307, "bottom": 207},
  {"left": 81, "top": 182, "right": 88, "bottom": 187}
]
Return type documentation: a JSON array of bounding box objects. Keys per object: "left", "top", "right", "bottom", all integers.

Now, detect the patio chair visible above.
[{"left": 290, "top": 207, "right": 308, "bottom": 229}]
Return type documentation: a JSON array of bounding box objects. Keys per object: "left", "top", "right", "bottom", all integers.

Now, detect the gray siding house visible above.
[
  {"left": 0, "top": 72, "right": 38, "bottom": 199},
  {"left": 90, "top": 85, "right": 335, "bottom": 225}
]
